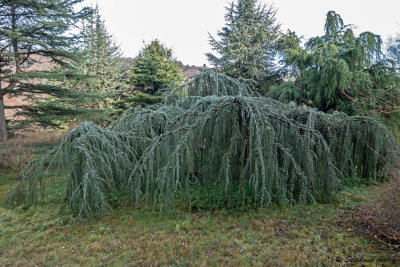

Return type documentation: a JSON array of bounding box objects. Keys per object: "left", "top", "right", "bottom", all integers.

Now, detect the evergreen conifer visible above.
[
  {"left": 207, "top": 0, "right": 281, "bottom": 89},
  {"left": 0, "top": 0, "right": 97, "bottom": 139},
  {"left": 130, "top": 40, "right": 183, "bottom": 95}
]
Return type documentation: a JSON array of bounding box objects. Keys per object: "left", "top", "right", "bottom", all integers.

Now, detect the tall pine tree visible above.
[
  {"left": 79, "top": 6, "right": 124, "bottom": 107},
  {"left": 207, "top": 0, "right": 281, "bottom": 89},
  {"left": 59, "top": 5, "right": 126, "bottom": 121},
  {"left": 0, "top": 0, "right": 95, "bottom": 141},
  {"left": 130, "top": 39, "right": 183, "bottom": 95}
]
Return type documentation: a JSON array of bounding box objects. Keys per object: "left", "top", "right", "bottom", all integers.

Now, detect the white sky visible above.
[{"left": 83, "top": 0, "right": 400, "bottom": 66}]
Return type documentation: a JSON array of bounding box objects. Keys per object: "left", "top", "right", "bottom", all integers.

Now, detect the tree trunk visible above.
[{"left": 0, "top": 75, "right": 8, "bottom": 142}]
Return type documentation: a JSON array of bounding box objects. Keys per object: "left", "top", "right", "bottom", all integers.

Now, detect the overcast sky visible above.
[{"left": 83, "top": 0, "right": 400, "bottom": 66}]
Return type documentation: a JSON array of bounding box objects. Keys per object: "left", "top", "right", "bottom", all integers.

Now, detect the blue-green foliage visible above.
[
  {"left": 6, "top": 71, "right": 397, "bottom": 219},
  {"left": 207, "top": 0, "right": 281, "bottom": 89}
]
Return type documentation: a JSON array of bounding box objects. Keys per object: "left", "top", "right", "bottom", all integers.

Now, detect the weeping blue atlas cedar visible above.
[{"left": 5, "top": 71, "right": 398, "bottom": 219}]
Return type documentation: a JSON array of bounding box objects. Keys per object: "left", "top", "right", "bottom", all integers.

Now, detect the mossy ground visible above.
[{"left": 0, "top": 168, "right": 398, "bottom": 266}]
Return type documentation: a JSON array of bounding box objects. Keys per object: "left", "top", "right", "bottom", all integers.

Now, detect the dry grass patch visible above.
[
  {"left": 352, "top": 168, "right": 400, "bottom": 251},
  {"left": 0, "top": 127, "right": 67, "bottom": 172}
]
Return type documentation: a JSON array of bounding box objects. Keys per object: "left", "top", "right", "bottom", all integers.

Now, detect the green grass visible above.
[{"left": 0, "top": 170, "right": 397, "bottom": 266}]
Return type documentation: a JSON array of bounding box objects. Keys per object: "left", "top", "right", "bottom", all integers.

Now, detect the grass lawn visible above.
[{"left": 0, "top": 168, "right": 398, "bottom": 266}]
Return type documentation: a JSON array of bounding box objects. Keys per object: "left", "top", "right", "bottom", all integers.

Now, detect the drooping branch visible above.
[{"left": 5, "top": 71, "right": 398, "bottom": 219}]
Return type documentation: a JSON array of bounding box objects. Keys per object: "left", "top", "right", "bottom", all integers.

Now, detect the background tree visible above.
[
  {"left": 387, "top": 34, "right": 400, "bottom": 70},
  {"left": 60, "top": 6, "right": 126, "bottom": 121},
  {"left": 206, "top": 0, "right": 281, "bottom": 90},
  {"left": 80, "top": 6, "right": 124, "bottom": 108},
  {"left": 273, "top": 11, "right": 400, "bottom": 116},
  {"left": 0, "top": 0, "right": 96, "bottom": 141},
  {"left": 130, "top": 39, "right": 184, "bottom": 95}
]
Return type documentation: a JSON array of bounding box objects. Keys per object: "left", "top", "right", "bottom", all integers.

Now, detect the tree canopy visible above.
[
  {"left": 130, "top": 39, "right": 184, "bottom": 95},
  {"left": 207, "top": 0, "right": 281, "bottom": 90},
  {"left": 80, "top": 6, "right": 124, "bottom": 102},
  {"left": 387, "top": 35, "right": 400, "bottom": 70},
  {"left": 0, "top": 0, "right": 98, "bottom": 140},
  {"left": 272, "top": 11, "right": 400, "bottom": 116},
  {"left": 60, "top": 5, "right": 127, "bottom": 123}
]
